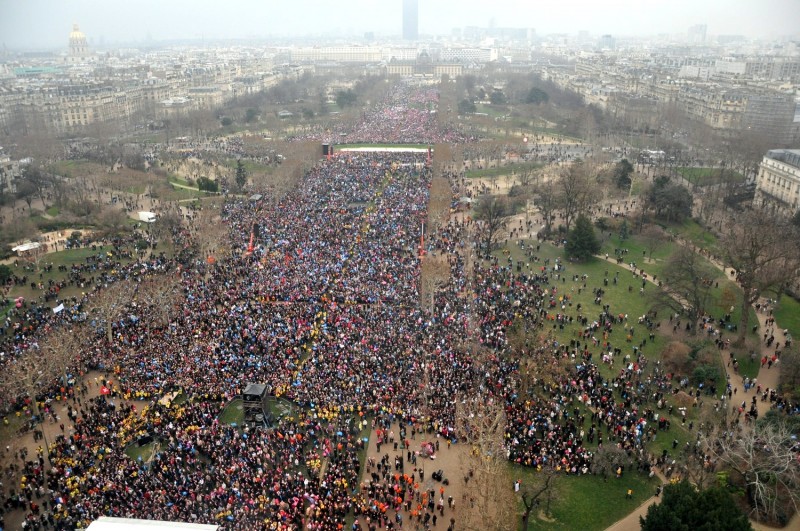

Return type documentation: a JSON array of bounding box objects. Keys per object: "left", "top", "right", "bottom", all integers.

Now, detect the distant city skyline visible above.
[
  {"left": 0, "top": 0, "right": 798, "bottom": 49},
  {"left": 403, "top": 0, "right": 419, "bottom": 41}
]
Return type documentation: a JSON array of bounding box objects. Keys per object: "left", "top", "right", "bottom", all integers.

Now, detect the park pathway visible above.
[{"left": 587, "top": 249, "right": 794, "bottom": 531}]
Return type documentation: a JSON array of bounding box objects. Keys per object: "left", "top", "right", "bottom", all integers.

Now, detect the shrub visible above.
[{"left": 662, "top": 341, "right": 691, "bottom": 375}]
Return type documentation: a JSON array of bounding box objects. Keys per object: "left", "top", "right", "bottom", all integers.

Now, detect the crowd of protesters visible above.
[
  {"left": 1, "top": 84, "right": 798, "bottom": 531},
  {"left": 292, "top": 85, "right": 474, "bottom": 146}
]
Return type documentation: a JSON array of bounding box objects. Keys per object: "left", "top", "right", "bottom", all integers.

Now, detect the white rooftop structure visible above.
[
  {"left": 11, "top": 241, "right": 42, "bottom": 253},
  {"left": 86, "top": 517, "right": 219, "bottom": 531}
]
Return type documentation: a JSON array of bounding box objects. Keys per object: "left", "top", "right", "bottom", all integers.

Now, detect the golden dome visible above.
[{"left": 70, "top": 24, "right": 86, "bottom": 42}]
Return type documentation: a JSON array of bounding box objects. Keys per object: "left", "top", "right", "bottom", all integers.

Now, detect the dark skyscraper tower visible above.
[{"left": 403, "top": 0, "right": 419, "bottom": 40}]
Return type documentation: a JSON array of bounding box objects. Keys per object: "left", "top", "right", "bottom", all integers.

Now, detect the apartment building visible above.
[{"left": 754, "top": 149, "right": 800, "bottom": 214}]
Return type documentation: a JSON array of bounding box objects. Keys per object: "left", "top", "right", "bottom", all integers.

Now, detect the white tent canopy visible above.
[{"left": 86, "top": 517, "right": 219, "bottom": 531}]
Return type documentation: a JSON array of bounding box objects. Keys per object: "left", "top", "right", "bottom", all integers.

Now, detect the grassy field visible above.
[
  {"left": 475, "top": 103, "right": 507, "bottom": 118},
  {"left": 219, "top": 397, "right": 304, "bottom": 426},
  {"left": 220, "top": 158, "right": 275, "bottom": 175},
  {"left": 219, "top": 399, "right": 244, "bottom": 425},
  {"left": 597, "top": 225, "right": 760, "bottom": 378},
  {"left": 50, "top": 159, "right": 102, "bottom": 176},
  {"left": 491, "top": 237, "right": 748, "bottom": 442},
  {"left": 125, "top": 440, "right": 157, "bottom": 462},
  {"left": 466, "top": 162, "right": 543, "bottom": 179},
  {"left": 168, "top": 175, "right": 192, "bottom": 187},
  {"left": 599, "top": 233, "right": 677, "bottom": 280},
  {"left": 677, "top": 167, "right": 745, "bottom": 186},
  {"left": 3, "top": 246, "right": 138, "bottom": 305},
  {"left": 518, "top": 467, "right": 659, "bottom": 530},
  {"left": 670, "top": 219, "right": 719, "bottom": 253},
  {"left": 773, "top": 295, "right": 800, "bottom": 342}
]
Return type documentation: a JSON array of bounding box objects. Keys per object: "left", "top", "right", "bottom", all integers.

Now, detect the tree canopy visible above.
[
  {"left": 458, "top": 99, "right": 477, "bottom": 114},
  {"left": 525, "top": 87, "right": 549, "bottom": 105},
  {"left": 235, "top": 159, "right": 248, "bottom": 190},
  {"left": 564, "top": 214, "right": 600, "bottom": 261},
  {"left": 490, "top": 89, "right": 508, "bottom": 105},
  {"left": 613, "top": 159, "right": 634, "bottom": 189},
  {"left": 722, "top": 207, "right": 800, "bottom": 344},
  {"left": 640, "top": 481, "right": 752, "bottom": 531},
  {"left": 647, "top": 176, "right": 693, "bottom": 222},
  {"left": 335, "top": 89, "right": 358, "bottom": 108}
]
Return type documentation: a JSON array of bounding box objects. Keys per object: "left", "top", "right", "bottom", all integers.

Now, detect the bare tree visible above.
[
  {"left": 0, "top": 324, "right": 85, "bottom": 467},
  {"left": 640, "top": 224, "right": 665, "bottom": 261},
  {"left": 87, "top": 280, "right": 138, "bottom": 344},
  {"left": 723, "top": 207, "right": 800, "bottom": 345},
  {"left": 456, "top": 396, "right": 517, "bottom": 531},
  {"left": 427, "top": 176, "right": 452, "bottom": 234},
  {"left": 520, "top": 467, "right": 559, "bottom": 530},
  {"left": 778, "top": 347, "right": 800, "bottom": 401},
  {"left": 132, "top": 274, "right": 184, "bottom": 329},
  {"left": 420, "top": 256, "right": 450, "bottom": 310},
  {"left": 516, "top": 167, "right": 537, "bottom": 187},
  {"left": 0, "top": 325, "right": 82, "bottom": 407},
  {"left": 98, "top": 207, "right": 131, "bottom": 239},
  {"left": 506, "top": 327, "right": 569, "bottom": 393},
  {"left": 705, "top": 421, "right": 800, "bottom": 522},
  {"left": 591, "top": 445, "right": 635, "bottom": 481},
  {"left": 148, "top": 208, "right": 183, "bottom": 246},
  {"left": 650, "top": 247, "right": 717, "bottom": 335},
  {"left": 87, "top": 274, "right": 182, "bottom": 343},
  {"left": 473, "top": 195, "right": 511, "bottom": 256},
  {"left": 20, "top": 163, "right": 50, "bottom": 209},
  {"left": 558, "top": 163, "right": 596, "bottom": 233},
  {"left": 534, "top": 177, "right": 560, "bottom": 237},
  {"left": 193, "top": 199, "right": 230, "bottom": 259}
]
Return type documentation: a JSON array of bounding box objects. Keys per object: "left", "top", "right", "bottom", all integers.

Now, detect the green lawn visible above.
[
  {"left": 491, "top": 239, "right": 739, "bottom": 449},
  {"left": 265, "top": 396, "right": 300, "bottom": 420},
  {"left": 475, "top": 103, "right": 506, "bottom": 118},
  {"left": 466, "top": 162, "right": 543, "bottom": 180},
  {"left": 125, "top": 440, "right": 157, "bottom": 462},
  {"left": 599, "top": 234, "right": 677, "bottom": 281},
  {"left": 161, "top": 185, "right": 212, "bottom": 201},
  {"left": 677, "top": 167, "right": 744, "bottom": 186},
  {"left": 220, "top": 159, "right": 274, "bottom": 175},
  {"left": 670, "top": 219, "right": 719, "bottom": 253},
  {"left": 599, "top": 227, "right": 760, "bottom": 378},
  {"left": 219, "top": 399, "right": 244, "bottom": 425},
  {"left": 731, "top": 336, "right": 761, "bottom": 380},
  {"left": 45, "top": 206, "right": 60, "bottom": 217},
  {"left": 0, "top": 300, "right": 13, "bottom": 322},
  {"left": 773, "top": 295, "right": 800, "bottom": 343},
  {"left": 518, "top": 468, "right": 659, "bottom": 530},
  {"left": 50, "top": 159, "right": 98, "bottom": 176},
  {"left": 3, "top": 246, "right": 138, "bottom": 305},
  {"left": 168, "top": 175, "right": 192, "bottom": 187},
  {"left": 219, "top": 397, "right": 304, "bottom": 426}
]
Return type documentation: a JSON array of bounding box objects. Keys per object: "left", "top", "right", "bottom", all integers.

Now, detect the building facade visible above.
[{"left": 754, "top": 149, "right": 800, "bottom": 215}]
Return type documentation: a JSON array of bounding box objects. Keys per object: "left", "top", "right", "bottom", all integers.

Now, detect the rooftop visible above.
[{"left": 766, "top": 149, "right": 800, "bottom": 169}]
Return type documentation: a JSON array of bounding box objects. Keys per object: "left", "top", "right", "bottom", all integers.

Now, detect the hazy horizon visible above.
[{"left": 0, "top": 0, "right": 798, "bottom": 50}]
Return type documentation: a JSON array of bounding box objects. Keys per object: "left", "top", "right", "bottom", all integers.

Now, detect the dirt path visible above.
[
  {"left": 0, "top": 370, "right": 126, "bottom": 530},
  {"left": 362, "top": 421, "right": 469, "bottom": 529}
]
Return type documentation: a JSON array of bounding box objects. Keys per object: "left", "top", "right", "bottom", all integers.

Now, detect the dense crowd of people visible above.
[
  {"left": 292, "top": 85, "right": 474, "bottom": 146},
  {"left": 1, "top": 84, "right": 798, "bottom": 531}
]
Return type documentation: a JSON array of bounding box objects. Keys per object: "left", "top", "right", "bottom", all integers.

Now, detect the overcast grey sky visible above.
[{"left": 0, "top": 0, "right": 797, "bottom": 49}]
